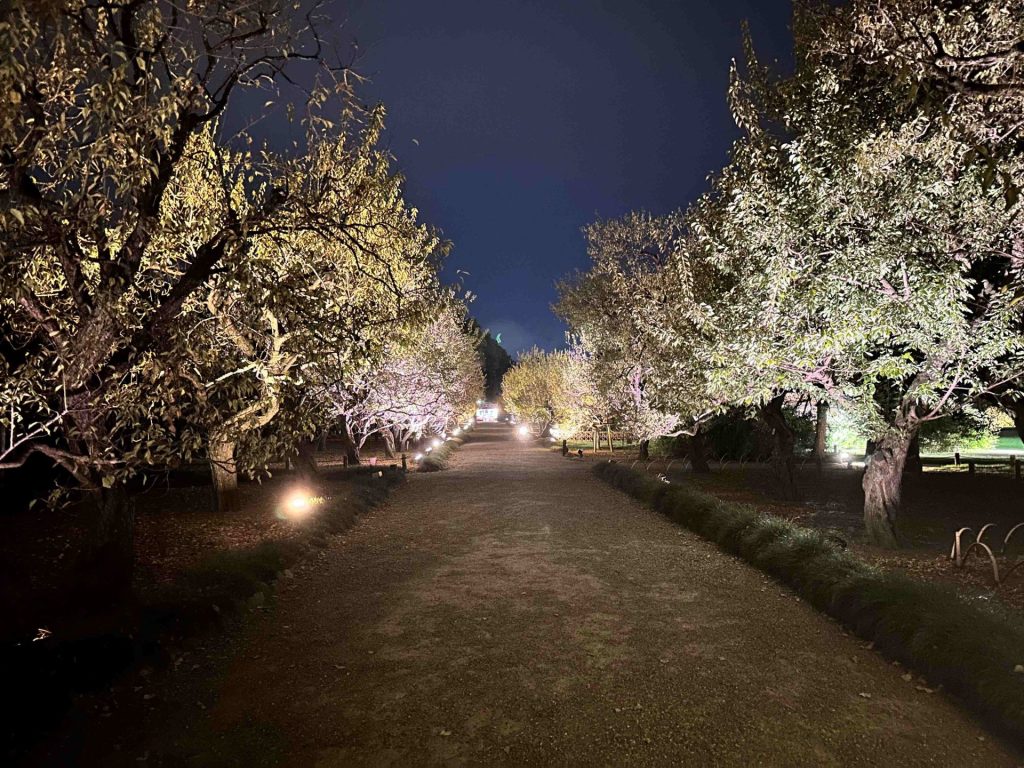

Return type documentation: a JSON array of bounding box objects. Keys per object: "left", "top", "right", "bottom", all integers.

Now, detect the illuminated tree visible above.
[
  {"left": 323, "top": 303, "right": 484, "bottom": 461},
  {"left": 709, "top": 9, "right": 1024, "bottom": 545},
  {"left": 557, "top": 214, "right": 682, "bottom": 459},
  {"left": 0, "top": 0, "right": 356, "bottom": 566},
  {"left": 502, "top": 348, "right": 597, "bottom": 438},
  {"left": 157, "top": 113, "right": 445, "bottom": 509},
  {"left": 841, "top": 0, "right": 1024, "bottom": 201}
]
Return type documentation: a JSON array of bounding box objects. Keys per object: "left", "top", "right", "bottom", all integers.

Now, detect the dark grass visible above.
[
  {"left": 594, "top": 460, "right": 1024, "bottom": 748},
  {"left": 2, "top": 466, "right": 405, "bottom": 761},
  {"left": 418, "top": 430, "right": 471, "bottom": 472}
]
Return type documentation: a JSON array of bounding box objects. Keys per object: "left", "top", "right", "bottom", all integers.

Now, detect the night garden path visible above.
[{"left": 44, "top": 424, "right": 1016, "bottom": 766}]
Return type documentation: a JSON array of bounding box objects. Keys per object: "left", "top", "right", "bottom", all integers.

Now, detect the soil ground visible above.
[
  {"left": 29, "top": 423, "right": 1021, "bottom": 766},
  {"left": 0, "top": 439, "right": 408, "bottom": 645}
]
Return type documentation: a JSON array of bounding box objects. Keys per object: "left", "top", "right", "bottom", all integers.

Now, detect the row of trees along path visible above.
[{"left": 35, "top": 425, "right": 1017, "bottom": 766}]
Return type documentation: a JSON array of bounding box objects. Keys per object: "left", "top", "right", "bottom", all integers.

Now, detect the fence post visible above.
[
  {"left": 968, "top": 460, "right": 976, "bottom": 476},
  {"left": 401, "top": 453, "right": 407, "bottom": 472},
  {"left": 954, "top": 452, "right": 961, "bottom": 467},
  {"left": 607, "top": 425, "right": 613, "bottom": 454}
]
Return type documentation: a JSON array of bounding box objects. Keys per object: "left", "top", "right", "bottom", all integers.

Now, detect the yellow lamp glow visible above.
[{"left": 284, "top": 489, "right": 314, "bottom": 519}]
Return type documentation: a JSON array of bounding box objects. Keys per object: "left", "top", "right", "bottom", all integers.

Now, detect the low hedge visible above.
[
  {"left": 418, "top": 427, "right": 472, "bottom": 472},
  {"left": 594, "top": 459, "right": 1024, "bottom": 747}
]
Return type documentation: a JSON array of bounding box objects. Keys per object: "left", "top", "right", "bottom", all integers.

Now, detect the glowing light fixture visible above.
[
  {"left": 517, "top": 425, "right": 531, "bottom": 438},
  {"left": 284, "top": 489, "right": 314, "bottom": 519}
]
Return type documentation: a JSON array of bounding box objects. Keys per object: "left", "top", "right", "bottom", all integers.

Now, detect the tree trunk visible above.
[
  {"left": 638, "top": 439, "right": 650, "bottom": 461},
  {"left": 338, "top": 414, "right": 361, "bottom": 465},
  {"left": 293, "top": 439, "right": 319, "bottom": 481},
  {"left": 862, "top": 429, "right": 915, "bottom": 548},
  {"left": 688, "top": 430, "right": 711, "bottom": 473},
  {"left": 1006, "top": 399, "right": 1024, "bottom": 447},
  {"left": 759, "top": 394, "right": 797, "bottom": 499},
  {"left": 814, "top": 401, "right": 829, "bottom": 472},
  {"left": 209, "top": 436, "right": 240, "bottom": 513},
  {"left": 382, "top": 429, "right": 397, "bottom": 459},
  {"left": 82, "top": 486, "right": 136, "bottom": 594},
  {"left": 905, "top": 434, "right": 922, "bottom": 475}
]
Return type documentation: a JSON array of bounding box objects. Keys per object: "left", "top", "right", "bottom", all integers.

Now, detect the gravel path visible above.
[{"left": 45, "top": 424, "right": 1019, "bottom": 766}]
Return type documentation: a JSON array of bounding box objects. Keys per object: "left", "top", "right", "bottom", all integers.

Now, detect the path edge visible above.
[{"left": 593, "top": 459, "right": 1024, "bottom": 751}]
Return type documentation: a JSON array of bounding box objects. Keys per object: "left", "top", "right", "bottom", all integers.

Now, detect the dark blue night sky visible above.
[{"left": 337, "top": 0, "right": 794, "bottom": 355}]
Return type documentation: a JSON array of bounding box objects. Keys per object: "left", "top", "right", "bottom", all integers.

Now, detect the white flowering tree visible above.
[{"left": 324, "top": 304, "right": 483, "bottom": 461}]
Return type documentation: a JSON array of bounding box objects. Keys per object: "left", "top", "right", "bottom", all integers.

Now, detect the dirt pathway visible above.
[{"left": 40, "top": 425, "right": 1019, "bottom": 766}]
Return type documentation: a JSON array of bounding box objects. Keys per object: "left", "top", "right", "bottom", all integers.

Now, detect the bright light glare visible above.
[
  {"left": 414, "top": 453, "right": 424, "bottom": 461},
  {"left": 453, "top": 428, "right": 462, "bottom": 436},
  {"left": 550, "top": 426, "right": 562, "bottom": 439},
  {"left": 517, "top": 425, "right": 531, "bottom": 438},
  {"left": 432, "top": 438, "right": 442, "bottom": 448},
  {"left": 284, "top": 490, "right": 313, "bottom": 518},
  {"left": 840, "top": 452, "right": 851, "bottom": 462}
]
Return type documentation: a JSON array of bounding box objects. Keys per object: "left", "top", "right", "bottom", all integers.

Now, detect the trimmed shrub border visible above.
[
  {"left": 593, "top": 459, "right": 1024, "bottom": 747},
  {"left": 418, "top": 424, "right": 474, "bottom": 472},
  {"left": 4, "top": 466, "right": 405, "bottom": 760}
]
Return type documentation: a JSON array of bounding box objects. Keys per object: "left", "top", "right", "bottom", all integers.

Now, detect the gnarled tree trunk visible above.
[
  {"left": 862, "top": 428, "right": 915, "bottom": 548},
  {"left": 759, "top": 394, "right": 797, "bottom": 499},
  {"left": 209, "top": 435, "right": 239, "bottom": 513}
]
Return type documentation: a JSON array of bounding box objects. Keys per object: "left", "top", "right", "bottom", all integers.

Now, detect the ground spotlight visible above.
[
  {"left": 282, "top": 488, "right": 318, "bottom": 520},
  {"left": 517, "top": 425, "right": 531, "bottom": 439}
]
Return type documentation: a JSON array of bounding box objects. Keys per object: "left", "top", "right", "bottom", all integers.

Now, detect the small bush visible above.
[
  {"left": 418, "top": 431, "right": 470, "bottom": 472},
  {"left": 594, "top": 460, "right": 1024, "bottom": 747}
]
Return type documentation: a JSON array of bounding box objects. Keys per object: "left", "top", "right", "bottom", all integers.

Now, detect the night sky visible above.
[{"left": 337, "top": 0, "right": 794, "bottom": 355}]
